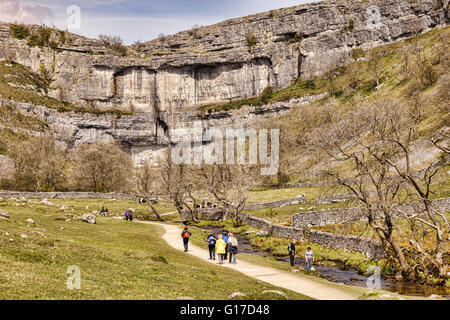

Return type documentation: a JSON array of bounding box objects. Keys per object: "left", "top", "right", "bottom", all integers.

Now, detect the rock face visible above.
[{"left": 0, "top": 0, "right": 448, "bottom": 164}]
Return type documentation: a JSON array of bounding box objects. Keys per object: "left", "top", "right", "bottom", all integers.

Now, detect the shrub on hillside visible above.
[
  {"left": 9, "top": 24, "right": 30, "bottom": 40},
  {"left": 72, "top": 142, "right": 133, "bottom": 192}
]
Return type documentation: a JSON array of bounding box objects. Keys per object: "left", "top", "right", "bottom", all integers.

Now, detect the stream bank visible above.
[{"left": 198, "top": 226, "right": 449, "bottom": 298}]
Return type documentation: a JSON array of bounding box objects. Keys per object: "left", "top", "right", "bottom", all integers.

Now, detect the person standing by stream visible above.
[
  {"left": 305, "top": 247, "right": 315, "bottom": 271},
  {"left": 288, "top": 239, "right": 296, "bottom": 266}
]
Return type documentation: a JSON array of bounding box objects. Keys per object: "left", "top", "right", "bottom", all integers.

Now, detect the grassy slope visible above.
[{"left": 0, "top": 198, "right": 311, "bottom": 300}]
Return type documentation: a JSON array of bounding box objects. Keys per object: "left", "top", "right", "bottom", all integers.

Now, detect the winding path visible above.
[{"left": 123, "top": 218, "right": 357, "bottom": 300}]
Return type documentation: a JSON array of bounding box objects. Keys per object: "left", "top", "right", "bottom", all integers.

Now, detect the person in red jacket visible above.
[{"left": 181, "top": 227, "right": 192, "bottom": 252}]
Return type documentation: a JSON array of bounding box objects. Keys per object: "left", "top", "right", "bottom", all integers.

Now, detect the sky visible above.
[{"left": 0, "top": 0, "right": 320, "bottom": 44}]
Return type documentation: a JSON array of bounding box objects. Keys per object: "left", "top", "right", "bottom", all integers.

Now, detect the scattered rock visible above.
[
  {"left": 292, "top": 269, "right": 300, "bottom": 273},
  {"left": 9, "top": 238, "right": 14, "bottom": 242},
  {"left": 81, "top": 214, "right": 96, "bottom": 224},
  {"left": 39, "top": 199, "right": 54, "bottom": 206},
  {"left": 427, "top": 294, "right": 443, "bottom": 300},
  {"left": 177, "top": 297, "right": 195, "bottom": 300},
  {"left": 307, "top": 206, "right": 316, "bottom": 211},
  {"left": 244, "top": 230, "right": 256, "bottom": 235},
  {"left": 32, "top": 231, "right": 46, "bottom": 237},
  {"left": 65, "top": 219, "right": 71, "bottom": 222},
  {"left": 5, "top": 232, "right": 9, "bottom": 236},
  {"left": 228, "top": 292, "right": 247, "bottom": 299},
  {"left": 256, "top": 230, "right": 269, "bottom": 236},
  {"left": 26, "top": 218, "right": 35, "bottom": 224},
  {"left": 60, "top": 227, "right": 65, "bottom": 231},
  {"left": 129, "top": 208, "right": 136, "bottom": 213},
  {"left": 59, "top": 206, "right": 67, "bottom": 210},
  {"left": 20, "top": 234, "right": 28, "bottom": 238},
  {"left": 0, "top": 212, "right": 10, "bottom": 218},
  {"left": 262, "top": 290, "right": 289, "bottom": 300}
]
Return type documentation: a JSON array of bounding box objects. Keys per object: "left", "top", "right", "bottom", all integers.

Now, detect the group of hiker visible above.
[
  {"left": 182, "top": 228, "right": 315, "bottom": 270},
  {"left": 100, "top": 207, "right": 109, "bottom": 217},
  {"left": 181, "top": 228, "right": 239, "bottom": 265}
]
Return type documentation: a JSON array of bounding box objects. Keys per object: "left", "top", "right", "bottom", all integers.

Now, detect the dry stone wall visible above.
[
  {"left": 0, "top": 192, "right": 136, "bottom": 200},
  {"left": 293, "top": 198, "right": 450, "bottom": 228},
  {"left": 309, "top": 231, "right": 385, "bottom": 259},
  {"left": 244, "top": 194, "right": 306, "bottom": 210}
]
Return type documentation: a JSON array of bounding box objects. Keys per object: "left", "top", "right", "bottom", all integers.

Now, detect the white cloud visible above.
[{"left": 0, "top": 0, "right": 54, "bottom": 25}]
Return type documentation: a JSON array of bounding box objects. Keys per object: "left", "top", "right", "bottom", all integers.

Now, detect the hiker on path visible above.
[
  {"left": 288, "top": 239, "right": 296, "bottom": 266},
  {"left": 222, "top": 230, "right": 229, "bottom": 260},
  {"left": 125, "top": 210, "right": 130, "bottom": 221},
  {"left": 305, "top": 247, "right": 314, "bottom": 271},
  {"left": 215, "top": 234, "right": 226, "bottom": 265},
  {"left": 227, "top": 233, "right": 239, "bottom": 264},
  {"left": 206, "top": 233, "right": 217, "bottom": 260},
  {"left": 181, "top": 227, "right": 192, "bottom": 252}
]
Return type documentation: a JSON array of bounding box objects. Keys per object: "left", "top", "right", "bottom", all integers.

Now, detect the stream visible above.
[{"left": 200, "top": 227, "right": 449, "bottom": 299}]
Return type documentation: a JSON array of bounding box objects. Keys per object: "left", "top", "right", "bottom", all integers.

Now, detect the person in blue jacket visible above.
[{"left": 206, "top": 233, "right": 216, "bottom": 260}]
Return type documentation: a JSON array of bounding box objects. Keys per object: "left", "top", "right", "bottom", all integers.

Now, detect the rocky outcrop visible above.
[
  {"left": 0, "top": 0, "right": 448, "bottom": 164},
  {"left": 1, "top": 0, "right": 447, "bottom": 113}
]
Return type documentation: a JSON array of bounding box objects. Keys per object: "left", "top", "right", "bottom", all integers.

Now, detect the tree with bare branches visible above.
[{"left": 318, "top": 99, "right": 448, "bottom": 281}]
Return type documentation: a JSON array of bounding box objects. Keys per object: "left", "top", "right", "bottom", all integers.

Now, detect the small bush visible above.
[
  {"left": 246, "top": 32, "right": 258, "bottom": 48},
  {"left": 58, "top": 31, "right": 66, "bottom": 44},
  {"left": 256, "top": 86, "right": 274, "bottom": 105},
  {"left": 350, "top": 48, "right": 366, "bottom": 60},
  {"left": 10, "top": 24, "right": 30, "bottom": 40}
]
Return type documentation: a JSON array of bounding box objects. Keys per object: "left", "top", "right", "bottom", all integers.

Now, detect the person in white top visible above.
[
  {"left": 227, "top": 233, "right": 239, "bottom": 265},
  {"left": 305, "top": 247, "right": 314, "bottom": 271}
]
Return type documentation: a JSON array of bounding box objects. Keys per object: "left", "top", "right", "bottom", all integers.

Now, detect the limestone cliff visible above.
[{"left": 0, "top": 0, "right": 448, "bottom": 165}]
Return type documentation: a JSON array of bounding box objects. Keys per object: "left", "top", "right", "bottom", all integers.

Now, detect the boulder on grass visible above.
[{"left": 81, "top": 214, "right": 96, "bottom": 224}]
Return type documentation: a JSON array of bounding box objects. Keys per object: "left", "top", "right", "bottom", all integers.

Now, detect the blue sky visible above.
[{"left": 0, "top": 0, "right": 320, "bottom": 43}]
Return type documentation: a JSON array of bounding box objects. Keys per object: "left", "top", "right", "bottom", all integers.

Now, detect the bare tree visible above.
[
  {"left": 9, "top": 136, "right": 69, "bottom": 191},
  {"left": 198, "top": 164, "right": 254, "bottom": 226},
  {"left": 73, "top": 142, "right": 132, "bottom": 192},
  {"left": 159, "top": 151, "right": 200, "bottom": 222},
  {"left": 135, "top": 161, "right": 165, "bottom": 221},
  {"left": 319, "top": 100, "right": 449, "bottom": 280}
]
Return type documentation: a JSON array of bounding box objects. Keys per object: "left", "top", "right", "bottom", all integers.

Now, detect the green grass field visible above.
[{"left": 0, "top": 198, "right": 312, "bottom": 300}]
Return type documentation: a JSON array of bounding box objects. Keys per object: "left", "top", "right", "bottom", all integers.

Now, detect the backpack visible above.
[
  {"left": 183, "top": 231, "right": 190, "bottom": 238},
  {"left": 209, "top": 237, "right": 216, "bottom": 245}
]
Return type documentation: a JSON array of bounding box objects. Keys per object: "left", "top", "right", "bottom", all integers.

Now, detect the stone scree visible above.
[
  {"left": 0, "top": 192, "right": 136, "bottom": 200},
  {"left": 293, "top": 198, "right": 450, "bottom": 228},
  {"left": 244, "top": 194, "right": 306, "bottom": 210}
]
